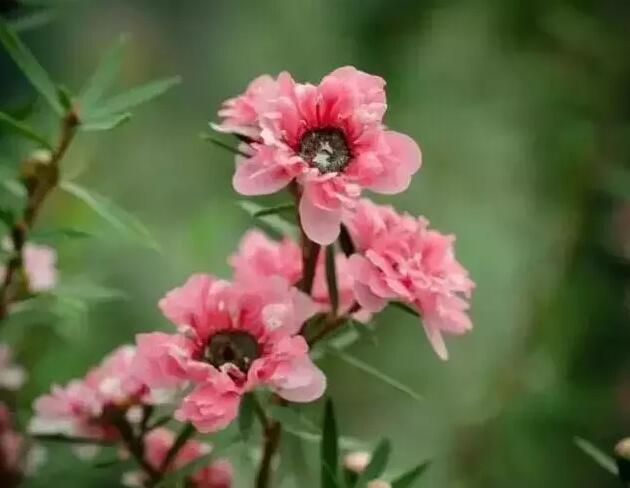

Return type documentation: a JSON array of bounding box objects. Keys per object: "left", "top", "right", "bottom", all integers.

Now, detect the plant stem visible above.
[
  {"left": 288, "top": 182, "right": 320, "bottom": 294},
  {"left": 159, "top": 422, "right": 195, "bottom": 474},
  {"left": 255, "top": 420, "right": 282, "bottom": 488},
  {"left": 112, "top": 415, "right": 160, "bottom": 485},
  {"left": 307, "top": 303, "right": 361, "bottom": 347},
  {"left": 0, "top": 108, "right": 79, "bottom": 319}
]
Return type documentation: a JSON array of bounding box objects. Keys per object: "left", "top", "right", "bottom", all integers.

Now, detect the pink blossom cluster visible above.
[
  {"left": 29, "top": 345, "right": 148, "bottom": 440},
  {"left": 344, "top": 199, "right": 474, "bottom": 359},
  {"left": 132, "top": 274, "right": 325, "bottom": 433},
  {"left": 122, "top": 428, "right": 232, "bottom": 488},
  {"left": 213, "top": 66, "right": 422, "bottom": 245}
]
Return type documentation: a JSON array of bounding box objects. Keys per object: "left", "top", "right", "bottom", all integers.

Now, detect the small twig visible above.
[
  {"left": 289, "top": 182, "right": 320, "bottom": 294},
  {"left": 158, "top": 422, "right": 195, "bottom": 475},
  {"left": 113, "top": 415, "right": 160, "bottom": 485},
  {"left": 31, "top": 433, "right": 114, "bottom": 446},
  {"left": 255, "top": 418, "right": 282, "bottom": 488},
  {"left": 307, "top": 303, "right": 361, "bottom": 347},
  {"left": 0, "top": 108, "right": 79, "bottom": 319}
]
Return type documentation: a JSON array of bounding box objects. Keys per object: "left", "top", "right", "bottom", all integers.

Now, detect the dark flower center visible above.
[
  {"left": 203, "top": 331, "right": 259, "bottom": 373},
  {"left": 299, "top": 128, "right": 350, "bottom": 174}
]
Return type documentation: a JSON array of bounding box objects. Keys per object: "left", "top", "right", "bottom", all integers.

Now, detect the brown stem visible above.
[
  {"left": 112, "top": 416, "right": 160, "bottom": 485},
  {"left": 158, "top": 422, "right": 195, "bottom": 474},
  {"left": 0, "top": 108, "right": 79, "bottom": 319},
  {"left": 289, "top": 182, "right": 320, "bottom": 294},
  {"left": 255, "top": 419, "right": 282, "bottom": 488}
]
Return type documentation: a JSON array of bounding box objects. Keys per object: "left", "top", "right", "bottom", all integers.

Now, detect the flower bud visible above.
[
  {"left": 616, "top": 438, "right": 630, "bottom": 460},
  {"left": 343, "top": 450, "right": 371, "bottom": 474},
  {"left": 20, "top": 149, "right": 53, "bottom": 190},
  {"left": 616, "top": 438, "right": 630, "bottom": 483}
]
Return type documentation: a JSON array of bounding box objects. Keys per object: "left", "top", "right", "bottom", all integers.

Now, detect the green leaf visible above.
[
  {"left": 29, "top": 227, "right": 93, "bottom": 243},
  {"left": 574, "top": 437, "right": 618, "bottom": 476},
  {"left": 200, "top": 132, "right": 248, "bottom": 156},
  {"left": 321, "top": 399, "right": 340, "bottom": 488},
  {"left": 56, "top": 84, "right": 73, "bottom": 111},
  {"left": 0, "top": 19, "right": 63, "bottom": 114},
  {"left": 269, "top": 404, "right": 320, "bottom": 435},
  {"left": 79, "top": 34, "right": 128, "bottom": 113},
  {"left": 10, "top": 9, "right": 56, "bottom": 33},
  {"left": 59, "top": 181, "right": 160, "bottom": 251},
  {"left": 389, "top": 301, "right": 420, "bottom": 317},
  {"left": 238, "top": 393, "right": 255, "bottom": 440},
  {"left": 325, "top": 347, "right": 424, "bottom": 403},
  {"left": 252, "top": 203, "right": 295, "bottom": 218},
  {"left": 325, "top": 245, "right": 339, "bottom": 315},
  {"left": 0, "top": 111, "right": 51, "bottom": 149},
  {"left": 81, "top": 112, "right": 131, "bottom": 132},
  {"left": 51, "top": 280, "right": 126, "bottom": 302},
  {"left": 0, "top": 205, "right": 15, "bottom": 228},
  {"left": 355, "top": 440, "right": 391, "bottom": 487},
  {"left": 391, "top": 461, "right": 431, "bottom": 488},
  {"left": 88, "top": 76, "right": 181, "bottom": 119},
  {"left": 238, "top": 201, "right": 297, "bottom": 239}
]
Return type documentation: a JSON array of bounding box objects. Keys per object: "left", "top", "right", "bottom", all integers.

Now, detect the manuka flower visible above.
[
  {"left": 30, "top": 346, "right": 148, "bottom": 440},
  {"left": 122, "top": 428, "right": 233, "bottom": 488},
  {"left": 344, "top": 199, "right": 475, "bottom": 360},
  {"left": 229, "top": 230, "right": 361, "bottom": 317},
  {"left": 133, "top": 274, "right": 325, "bottom": 433},
  {"left": 0, "top": 241, "right": 57, "bottom": 293},
  {"left": 213, "top": 67, "right": 422, "bottom": 245}
]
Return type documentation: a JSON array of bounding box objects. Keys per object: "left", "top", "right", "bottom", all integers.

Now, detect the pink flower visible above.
[
  {"left": 344, "top": 199, "right": 474, "bottom": 360},
  {"left": 229, "top": 230, "right": 361, "bottom": 317},
  {"left": 0, "top": 402, "right": 25, "bottom": 482},
  {"left": 123, "top": 428, "right": 232, "bottom": 488},
  {"left": 0, "top": 241, "right": 57, "bottom": 292},
  {"left": 0, "top": 343, "right": 26, "bottom": 391},
  {"left": 133, "top": 274, "right": 325, "bottom": 433},
  {"left": 214, "top": 67, "right": 422, "bottom": 245},
  {"left": 30, "top": 346, "right": 148, "bottom": 440}
]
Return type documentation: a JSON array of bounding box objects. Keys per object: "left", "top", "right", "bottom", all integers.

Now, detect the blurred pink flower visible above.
[
  {"left": 229, "top": 230, "right": 362, "bottom": 318},
  {"left": 30, "top": 346, "right": 148, "bottom": 440},
  {"left": 0, "top": 343, "right": 26, "bottom": 391},
  {"left": 214, "top": 67, "right": 421, "bottom": 245},
  {"left": 0, "top": 241, "right": 57, "bottom": 293},
  {"left": 0, "top": 402, "right": 25, "bottom": 483},
  {"left": 133, "top": 274, "right": 325, "bottom": 433},
  {"left": 344, "top": 199, "right": 475, "bottom": 360},
  {"left": 122, "top": 428, "right": 232, "bottom": 488}
]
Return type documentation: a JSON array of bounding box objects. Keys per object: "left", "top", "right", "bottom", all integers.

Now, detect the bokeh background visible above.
[{"left": 1, "top": 0, "right": 630, "bottom": 486}]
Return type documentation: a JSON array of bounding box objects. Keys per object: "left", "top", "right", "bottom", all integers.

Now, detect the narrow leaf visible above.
[
  {"left": 29, "top": 227, "right": 93, "bottom": 243},
  {"left": 56, "top": 84, "right": 73, "bottom": 111},
  {"left": 200, "top": 132, "right": 247, "bottom": 156},
  {"left": 391, "top": 461, "right": 431, "bottom": 488},
  {"left": 0, "top": 206, "right": 15, "bottom": 228},
  {"left": 321, "top": 399, "right": 340, "bottom": 488},
  {"left": 252, "top": 203, "right": 295, "bottom": 218},
  {"left": 80, "top": 34, "right": 128, "bottom": 112},
  {"left": 238, "top": 201, "right": 297, "bottom": 239},
  {"left": 238, "top": 393, "right": 255, "bottom": 440},
  {"left": 325, "top": 245, "right": 339, "bottom": 314},
  {"left": 326, "top": 347, "right": 423, "bottom": 403},
  {"left": 88, "top": 76, "right": 181, "bottom": 119},
  {"left": 59, "top": 181, "right": 160, "bottom": 251},
  {"left": 10, "top": 10, "right": 56, "bottom": 32},
  {"left": 81, "top": 112, "right": 131, "bottom": 132},
  {"left": 574, "top": 437, "right": 618, "bottom": 476},
  {"left": 355, "top": 440, "right": 391, "bottom": 487},
  {"left": 268, "top": 405, "right": 320, "bottom": 435},
  {"left": 0, "top": 111, "right": 51, "bottom": 149},
  {"left": 0, "top": 19, "right": 63, "bottom": 114}
]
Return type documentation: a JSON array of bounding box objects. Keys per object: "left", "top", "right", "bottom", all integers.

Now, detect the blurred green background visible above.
[{"left": 1, "top": 0, "right": 630, "bottom": 486}]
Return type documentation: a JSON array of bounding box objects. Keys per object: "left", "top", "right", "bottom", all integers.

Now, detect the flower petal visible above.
[
  {"left": 299, "top": 193, "right": 342, "bottom": 245},
  {"left": 369, "top": 131, "right": 421, "bottom": 194}
]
